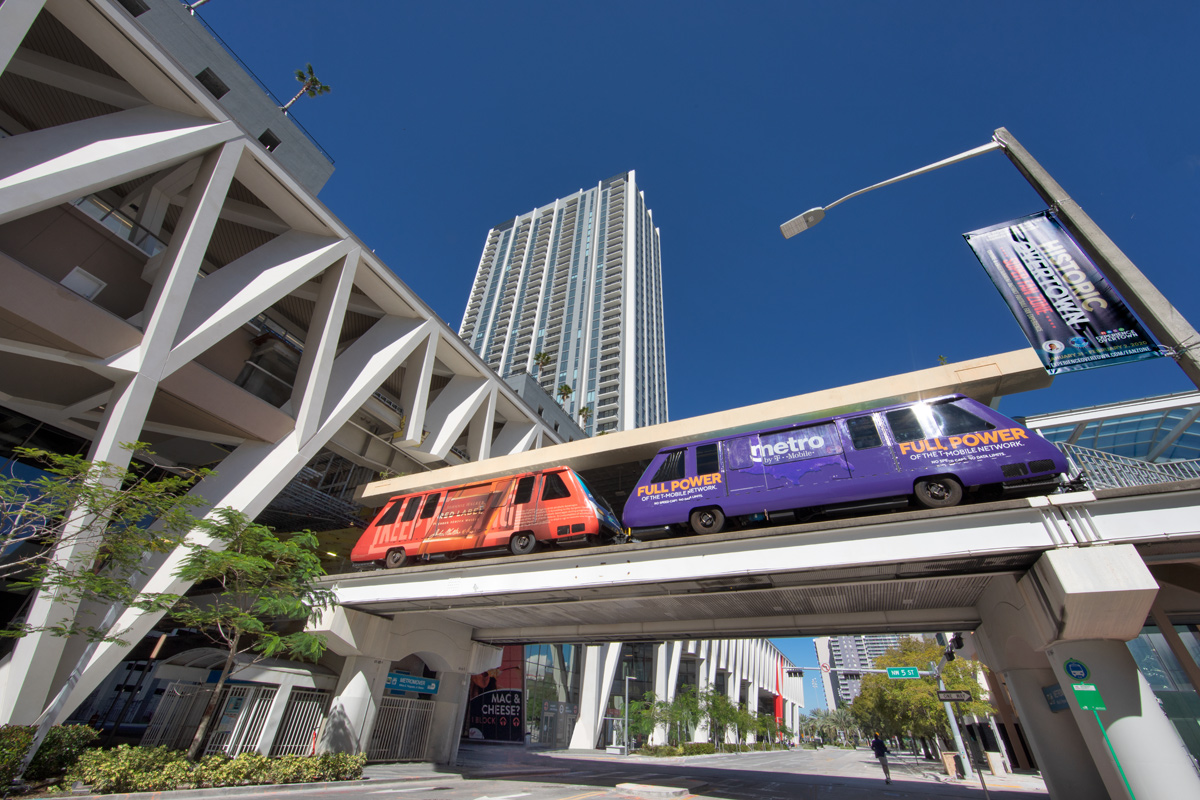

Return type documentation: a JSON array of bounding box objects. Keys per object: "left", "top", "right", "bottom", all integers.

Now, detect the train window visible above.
[
  {"left": 696, "top": 443, "right": 720, "bottom": 475},
  {"left": 420, "top": 493, "right": 441, "bottom": 519},
  {"left": 846, "top": 416, "right": 883, "bottom": 449},
  {"left": 401, "top": 496, "right": 421, "bottom": 521},
  {"left": 885, "top": 408, "right": 927, "bottom": 443},
  {"left": 377, "top": 499, "right": 405, "bottom": 526},
  {"left": 542, "top": 472, "right": 571, "bottom": 501},
  {"left": 931, "top": 402, "right": 996, "bottom": 436},
  {"left": 652, "top": 450, "right": 686, "bottom": 483},
  {"left": 514, "top": 476, "right": 535, "bottom": 505}
]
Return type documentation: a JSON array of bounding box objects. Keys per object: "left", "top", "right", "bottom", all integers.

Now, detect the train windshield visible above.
[{"left": 577, "top": 473, "right": 616, "bottom": 515}]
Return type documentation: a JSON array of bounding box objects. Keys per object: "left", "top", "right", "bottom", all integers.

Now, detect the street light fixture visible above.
[{"left": 780, "top": 128, "right": 1200, "bottom": 390}]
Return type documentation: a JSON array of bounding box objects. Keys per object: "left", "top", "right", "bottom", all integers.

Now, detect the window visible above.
[
  {"left": 401, "top": 496, "right": 421, "bottom": 522},
  {"left": 885, "top": 408, "right": 927, "bottom": 443},
  {"left": 377, "top": 499, "right": 405, "bottom": 526},
  {"left": 652, "top": 450, "right": 686, "bottom": 483},
  {"left": 542, "top": 472, "right": 572, "bottom": 501},
  {"left": 514, "top": 476, "right": 535, "bottom": 505},
  {"left": 258, "top": 129, "right": 282, "bottom": 152},
  {"left": 116, "top": 0, "right": 149, "bottom": 15},
  {"left": 195, "top": 68, "right": 230, "bottom": 100},
  {"left": 846, "top": 416, "right": 883, "bottom": 449},
  {"left": 930, "top": 402, "right": 995, "bottom": 436},
  {"left": 696, "top": 443, "right": 720, "bottom": 475},
  {"left": 420, "top": 493, "right": 441, "bottom": 519}
]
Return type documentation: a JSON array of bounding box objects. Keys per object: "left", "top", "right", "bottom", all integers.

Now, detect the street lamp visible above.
[{"left": 780, "top": 127, "right": 1200, "bottom": 391}]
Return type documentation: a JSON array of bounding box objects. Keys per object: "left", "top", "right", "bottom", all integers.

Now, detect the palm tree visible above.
[
  {"left": 281, "top": 63, "right": 331, "bottom": 111},
  {"left": 557, "top": 383, "right": 573, "bottom": 406},
  {"left": 533, "top": 350, "right": 554, "bottom": 377},
  {"left": 579, "top": 405, "right": 592, "bottom": 426}
]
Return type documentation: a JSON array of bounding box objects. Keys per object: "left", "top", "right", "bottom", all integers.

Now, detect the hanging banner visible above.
[{"left": 964, "top": 211, "right": 1162, "bottom": 374}]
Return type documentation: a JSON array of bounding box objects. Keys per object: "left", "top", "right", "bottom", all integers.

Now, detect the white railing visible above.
[
  {"left": 367, "top": 696, "right": 435, "bottom": 762},
  {"left": 1060, "top": 443, "right": 1200, "bottom": 490}
]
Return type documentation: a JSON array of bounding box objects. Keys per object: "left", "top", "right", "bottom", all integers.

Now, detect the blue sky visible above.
[{"left": 193, "top": 2, "right": 1198, "bottom": 700}]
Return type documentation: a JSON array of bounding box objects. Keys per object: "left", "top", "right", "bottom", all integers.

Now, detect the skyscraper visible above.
[{"left": 459, "top": 171, "right": 667, "bottom": 435}]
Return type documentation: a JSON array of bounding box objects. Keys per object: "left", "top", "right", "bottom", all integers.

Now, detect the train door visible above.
[
  {"left": 538, "top": 469, "right": 579, "bottom": 538},
  {"left": 723, "top": 436, "right": 766, "bottom": 494},
  {"left": 507, "top": 474, "right": 540, "bottom": 533},
  {"left": 753, "top": 421, "right": 851, "bottom": 498},
  {"left": 839, "top": 413, "right": 903, "bottom": 491},
  {"left": 409, "top": 491, "right": 443, "bottom": 554}
]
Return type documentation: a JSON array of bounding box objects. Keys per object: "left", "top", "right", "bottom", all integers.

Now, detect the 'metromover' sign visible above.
[{"left": 964, "top": 211, "right": 1161, "bottom": 374}]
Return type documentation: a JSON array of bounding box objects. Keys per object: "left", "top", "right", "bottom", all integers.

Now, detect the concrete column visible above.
[
  {"left": 1046, "top": 638, "right": 1200, "bottom": 800},
  {"left": 428, "top": 671, "right": 470, "bottom": 766},
  {"left": 318, "top": 656, "right": 389, "bottom": 754},
  {"left": 254, "top": 678, "right": 297, "bottom": 755},
  {"left": 983, "top": 669, "right": 1032, "bottom": 770}
]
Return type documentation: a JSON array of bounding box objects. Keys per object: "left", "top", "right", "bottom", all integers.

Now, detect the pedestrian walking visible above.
[{"left": 871, "top": 733, "right": 892, "bottom": 784}]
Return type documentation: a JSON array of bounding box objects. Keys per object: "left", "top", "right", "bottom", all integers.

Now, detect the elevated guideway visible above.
[
  {"left": 358, "top": 348, "right": 1053, "bottom": 509},
  {"left": 324, "top": 478, "right": 1200, "bottom": 644}
]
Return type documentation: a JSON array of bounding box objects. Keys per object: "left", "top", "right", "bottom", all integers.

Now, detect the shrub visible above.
[
  {"left": 0, "top": 725, "right": 35, "bottom": 786},
  {"left": 681, "top": 742, "right": 715, "bottom": 756},
  {"left": 635, "top": 744, "right": 680, "bottom": 757},
  {"left": 26, "top": 724, "right": 100, "bottom": 781},
  {"left": 69, "top": 745, "right": 191, "bottom": 794}
]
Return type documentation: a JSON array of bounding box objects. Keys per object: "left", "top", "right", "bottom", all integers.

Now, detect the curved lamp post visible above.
[{"left": 780, "top": 128, "right": 1200, "bottom": 391}]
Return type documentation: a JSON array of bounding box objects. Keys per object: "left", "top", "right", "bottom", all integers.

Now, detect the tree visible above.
[
  {"left": 556, "top": 383, "right": 573, "bottom": 406},
  {"left": 698, "top": 687, "right": 736, "bottom": 750},
  {"left": 0, "top": 444, "right": 204, "bottom": 641},
  {"left": 849, "top": 639, "right": 993, "bottom": 753},
  {"left": 170, "top": 508, "right": 334, "bottom": 760},
  {"left": 532, "top": 351, "right": 554, "bottom": 377},
  {"left": 281, "top": 63, "right": 331, "bottom": 112},
  {"left": 578, "top": 405, "right": 593, "bottom": 427}
]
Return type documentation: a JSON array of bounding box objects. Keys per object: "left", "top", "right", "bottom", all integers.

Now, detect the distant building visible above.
[
  {"left": 459, "top": 172, "right": 668, "bottom": 434},
  {"left": 818, "top": 634, "right": 904, "bottom": 706}
]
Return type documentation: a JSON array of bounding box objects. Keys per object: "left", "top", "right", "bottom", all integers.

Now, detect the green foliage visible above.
[
  {"left": 635, "top": 744, "right": 680, "bottom": 757},
  {"left": 170, "top": 508, "right": 334, "bottom": 759},
  {"left": 26, "top": 724, "right": 99, "bottom": 781},
  {"left": 849, "top": 638, "right": 994, "bottom": 743},
  {"left": 0, "top": 445, "right": 205, "bottom": 641},
  {"left": 69, "top": 747, "right": 365, "bottom": 793},
  {"left": 681, "top": 742, "right": 715, "bottom": 756},
  {"left": 0, "top": 725, "right": 35, "bottom": 786}
]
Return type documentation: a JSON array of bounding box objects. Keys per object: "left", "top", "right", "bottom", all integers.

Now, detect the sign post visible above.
[
  {"left": 1070, "top": 681, "right": 1136, "bottom": 799},
  {"left": 937, "top": 687, "right": 990, "bottom": 799}
]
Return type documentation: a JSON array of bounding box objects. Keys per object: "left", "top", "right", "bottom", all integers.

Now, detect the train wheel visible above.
[
  {"left": 509, "top": 532, "right": 538, "bottom": 555},
  {"left": 689, "top": 507, "right": 725, "bottom": 534},
  {"left": 384, "top": 548, "right": 408, "bottom": 569},
  {"left": 913, "top": 476, "right": 964, "bottom": 509},
  {"left": 442, "top": 550, "right": 460, "bottom": 562}
]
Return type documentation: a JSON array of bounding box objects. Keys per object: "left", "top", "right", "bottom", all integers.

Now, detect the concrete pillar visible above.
[
  {"left": 975, "top": 545, "right": 1200, "bottom": 800},
  {"left": 254, "top": 678, "right": 297, "bottom": 755},
  {"left": 318, "top": 656, "right": 389, "bottom": 754},
  {"left": 1046, "top": 638, "right": 1199, "bottom": 800},
  {"left": 428, "top": 671, "right": 470, "bottom": 766}
]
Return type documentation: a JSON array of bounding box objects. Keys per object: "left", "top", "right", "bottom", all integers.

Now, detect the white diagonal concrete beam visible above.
[
  {"left": 291, "top": 247, "right": 360, "bottom": 445},
  {"left": 0, "top": 106, "right": 239, "bottom": 225},
  {"left": 416, "top": 375, "right": 491, "bottom": 461},
  {"left": 7, "top": 48, "right": 144, "bottom": 109},
  {"left": 0, "top": 337, "right": 131, "bottom": 380},
  {"left": 491, "top": 421, "right": 538, "bottom": 457},
  {"left": 313, "top": 317, "right": 437, "bottom": 444},
  {"left": 466, "top": 388, "right": 496, "bottom": 462},
  {"left": 162, "top": 232, "right": 353, "bottom": 376},
  {"left": 395, "top": 331, "right": 438, "bottom": 447},
  {"left": 0, "top": 0, "right": 44, "bottom": 74}
]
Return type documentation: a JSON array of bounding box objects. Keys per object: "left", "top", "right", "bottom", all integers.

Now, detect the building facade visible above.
[
  {"left": 459, "top": 173, "right": 668, "bottom": 435},
  {"left": 819, "top": 634, "right": 904, "bottom": 706}
]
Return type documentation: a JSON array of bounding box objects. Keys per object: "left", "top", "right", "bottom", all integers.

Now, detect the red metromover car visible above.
[{"left": 351, "top": 466, "right": 623, "bottom": 569}]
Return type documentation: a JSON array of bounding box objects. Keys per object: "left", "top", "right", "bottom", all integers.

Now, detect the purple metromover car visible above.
[{"left": 622, "top": 394, "right": 1069, "bottom": 534}]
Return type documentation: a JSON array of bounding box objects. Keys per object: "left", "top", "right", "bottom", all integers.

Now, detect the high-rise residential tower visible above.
[{"left": 459, "top": 171, "right": 667, "bottom": 435}]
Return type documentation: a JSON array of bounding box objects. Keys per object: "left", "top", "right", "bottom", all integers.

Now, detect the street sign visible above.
[
  {"left": 938, "top": 690, "right": 972, "bottom": 702},
  {"left": 386, "top": 671, "right": 440, "bottom": 695},
  {"left": 1063, "top": 658, "right": 1090, "bottom": 681},
  {"left": 1071, "top": 682, "right": 1106, "bottom": 711},
  {"left": 886, "top": 666, "right": 920, "bottom": 679}
]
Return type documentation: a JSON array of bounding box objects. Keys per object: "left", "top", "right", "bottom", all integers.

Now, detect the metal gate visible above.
[
  {"left": 367, "top": 697, "right": 435, "bottom": 762},
  {"left": 270, "top": 689, "right": 332, "bottom": 756},
  {"left": 140, "top": 681, "right": 277, "bottom": 755}
]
